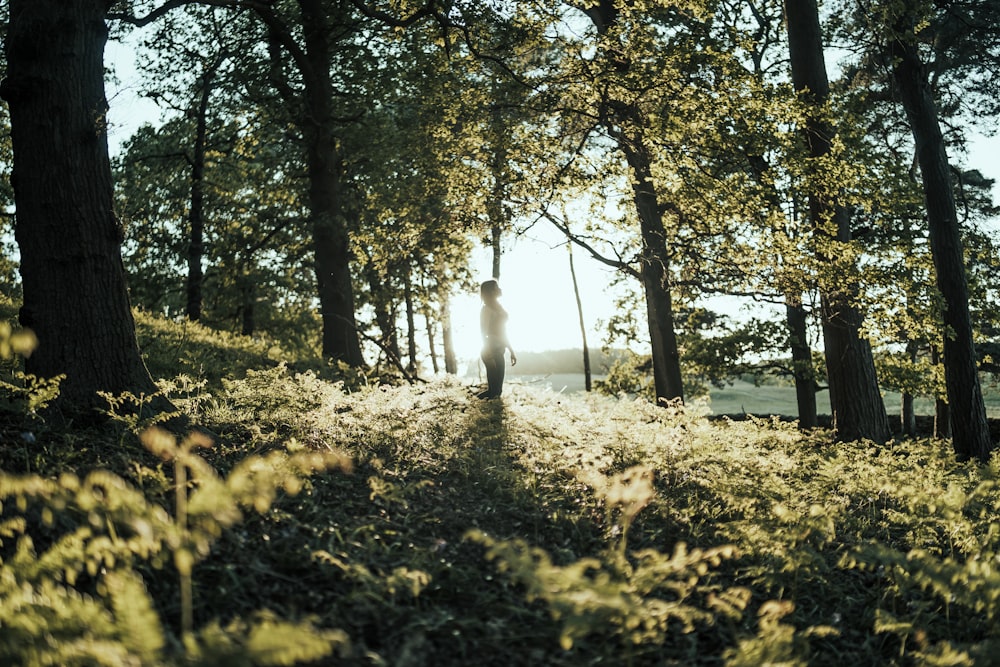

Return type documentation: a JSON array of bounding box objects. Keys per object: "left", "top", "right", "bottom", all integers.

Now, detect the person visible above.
[{"left": 478, "top": 279, "right": 516, "bottom": 399}]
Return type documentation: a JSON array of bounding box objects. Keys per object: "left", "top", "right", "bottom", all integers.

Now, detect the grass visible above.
[
  {"left": 515, "top": 374, "right": 1000, "bottom": 420},
  {"left": 3, "top": 322, "right": 1000, "bottom": 665}
]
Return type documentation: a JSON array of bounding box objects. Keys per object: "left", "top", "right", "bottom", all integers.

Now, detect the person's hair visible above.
[{"left": 480, "top": 279, "right": 501, "bottom": 299}]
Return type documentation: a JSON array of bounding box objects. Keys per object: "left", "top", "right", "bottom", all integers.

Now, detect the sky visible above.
[{"left": 104, "top": 39, "right": 1000, "bottom": 362}]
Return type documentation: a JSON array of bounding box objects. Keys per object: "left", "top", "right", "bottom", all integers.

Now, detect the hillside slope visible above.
[{"left": 2, "top": 336, "right": 999, "bottom": 664}]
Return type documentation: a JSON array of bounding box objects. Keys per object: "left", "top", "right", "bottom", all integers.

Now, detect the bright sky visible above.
[
  {"left": 448, "top": 229, "right": 624, "bottom": 359},
  {"left": 104, "top": 39, "right": 1000, "bottom": 361}
]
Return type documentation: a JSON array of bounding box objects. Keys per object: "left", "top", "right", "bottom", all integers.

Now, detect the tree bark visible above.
[
  {"left": 403, "top": 268, "right": 417, "bottom": 374},
  {"left": 490, "top": 224, "right": 502, "bottom": 281},
  {"left": 888, "top": 18, "right": 992, "bottom": 461},
  {"left": 622, "top": 137, "right": 685, "bottom": 404},
  {"left": 439, "top": 282, "right": 458, "bottom": 375},
  {"left": 784, "top": 0, "right": 890, "bottom": 443},
  {"left": 785, "top": 294, "right": 817, "bottom": 428},
  {"left": 582, "top": 0, "right": 684, "bottom": 405},
  {"left": 186, "top": 57, "right": 221, "bottom": 322},
  {"left": 568, "top": 242, "right": 592, "bottom": 392},
  {"left": 296, "top": 0, "right": 364, "bottom": 366},
  {"left": 901, "top": 339, "right": 918, "bottom": 436},
  {"left": 2, "top": 0, "right": 164, "bottom": 415}
]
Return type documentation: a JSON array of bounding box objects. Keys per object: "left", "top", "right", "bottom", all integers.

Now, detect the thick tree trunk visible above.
[
  {"left": 300, "top": 0, "right": 364, "bottom": 366},
  {"left": 785, "top": 295, "right": 817, "bottom": 428},
  {"left": 568, "top": 243, "right": 592, "bottom": 392},
  {"left": 819, "top": 289, "right": 890, "bottom": 442},
  {"left": 784, "top": 0, "right": 890, "bottom": 443},
  {"left": 2, "top": 0, "right": 164, "bottom": 415},
  {"left": 888, "top": 22, "right": 992, "bottom": 461}
]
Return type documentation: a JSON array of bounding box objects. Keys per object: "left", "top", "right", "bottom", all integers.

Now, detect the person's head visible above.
[{"left": 480, "top": 279, "right": 502, "bottom": 302}]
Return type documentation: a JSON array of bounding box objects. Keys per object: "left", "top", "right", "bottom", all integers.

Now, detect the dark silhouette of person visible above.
[{"left": 478, "top": 279, "right": 516, "bottom": 399}]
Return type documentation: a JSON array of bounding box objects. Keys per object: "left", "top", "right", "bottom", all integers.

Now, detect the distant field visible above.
[{"left": 505, "top": 375, "right": 1000, "bottom": 419}]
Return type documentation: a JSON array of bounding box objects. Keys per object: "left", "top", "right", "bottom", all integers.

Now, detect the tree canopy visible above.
[{"left": 1, "top": 0, "right": 998, "bottom": 456}]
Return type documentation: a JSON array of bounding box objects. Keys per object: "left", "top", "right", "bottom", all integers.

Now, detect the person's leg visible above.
[
  {"left": 493, "top": 348, "right": 505, "bottom": 396},
  {"left": 482, "top": 348, "right": 505, "bottom": 398}
]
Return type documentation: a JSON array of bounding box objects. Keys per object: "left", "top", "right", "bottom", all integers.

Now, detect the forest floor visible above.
[{"left": 2, "top": 315, "right": 999, "bottom": 665}]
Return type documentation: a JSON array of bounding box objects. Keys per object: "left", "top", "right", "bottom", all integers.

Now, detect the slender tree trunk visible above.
[
  {"left": 418, "top": 266, "right": 439, "bottom": 374},
  {"left": 425, "top": 317, "right": 439, "bottom": 374},
  {"left": 785, "top": 294, "right": 818, "bottom": 428},
  {"left": 489, "top": 102, "right": 508, "bottom": 282},
  {"left": 622, "top": 138, "right": 685, "bottom": 404},
  {"left": 186, "top": 59, "right": 219, "bottom": 322},
  {"left": 784, "top": 0, "right": 890, "bottom": 443},
  {"left": 240, "top": 292, "right": 255, "bottom": 336},
  {"left": 490, "top": 224, "right": 502, "bottom": 281},
  {"left": 583, "top": 0, "right": 683, "bottom": 405},
  {"left": 745, "top": 156, "right": 819, "bottom": 427},
  {"left": 2, "top": 0, "right": 165, "bottom": 415},
  {"left": 930, "top": 346, "right": 953, "bottom": 439},
  {"left": 568, "top": 243, "right": 592, "bottom": 392},
  {"left": 404, "top": 269, "right": 417, "bottom": 374},
  {"left": 366, "top": 263, "right": 400, "bottom": 364},
  {"left": 901, "top": 339, "right": 918, "bottom": 436},
  {"left": 888, "top": 18, "right": 992, "bottom": 461},
  {"left": 440, "top": 283, "right": 458, "bottom": 375}
]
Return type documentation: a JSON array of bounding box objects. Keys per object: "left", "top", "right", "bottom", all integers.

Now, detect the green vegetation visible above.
[{"left": 2, "top": 315, "right": 1000, "bottom": 665}]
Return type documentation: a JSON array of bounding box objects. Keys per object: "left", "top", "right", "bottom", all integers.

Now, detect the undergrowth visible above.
[{"left": 1, "top": 313, "right": 1000, "bottom": 665}]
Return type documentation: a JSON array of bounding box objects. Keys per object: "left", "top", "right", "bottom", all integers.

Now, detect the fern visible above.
[{"left": 0, "top": 427, "right": 352, "bottom": 666}]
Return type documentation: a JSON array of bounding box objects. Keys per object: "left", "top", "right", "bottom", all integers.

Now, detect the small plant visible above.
[
  {"left": 0, "top": 427, "right": 352, "bottom": 665},
  {"left": 468, "top": 466, "right": 749, "bottom": 654}
]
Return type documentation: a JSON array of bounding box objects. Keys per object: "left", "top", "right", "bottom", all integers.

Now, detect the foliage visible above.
[
  {"left": 0, "top": 303, "right": 61, "bottom": 416},
  {"left": 133, "top": 308, "right": 322, "bottom": 389},
  {"left": 0, "top": 425, "right": 350, "bottom": 666},
  {"left": 2, "top": 302, "right": 1000, "bottom": 663}
]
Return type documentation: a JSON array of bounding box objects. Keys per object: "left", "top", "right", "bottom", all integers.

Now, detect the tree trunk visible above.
[
  {"left": 784, "top": 0, "right": 890, "bottom": 443},
  {"left": 425, "top": 321, "right": 439, "bottom": 374},
  {"left": 186, "top": 60, "right": 217, "bottom": 322},
  {"left": 568, "top": 242, "right": 592, "bottom": 392},
  {"left": 931, "top": 345, "right": 952, "bottom": 439},
  {"left": 622, "top": 138, "right": 685, "bottom": 404},
  {"left": 240, "top": 273, "right": 255, "bottom": 337},
  {"left": 582, "top": 0, "right": 683, "bottom": 406},
  {"left": 2, "top": 0, "right": 164, "bottom": 415},
  {"left": 366, "top": 262, "right": 400, "bottom": 364},
  {"left": 744, "top": 155, "right": 818, "bottom": 427},
  {"left": 888, "top": 18, "right": 992, "bottom": 461},
  {"left": 403, "top": 269, "right": 417, "bottom": 374},
  {"left": 785, "top": 294, "right": 817, "bottom": 428},
  {"left": 901, "top": 340, "right": 918, "bottom": 436},
  {"left": 489, "top": 101, "right": 508, "bottom": 282},
  {"left": 299, "top": 0, "right": 364, "bottom": 366},
  {"left": 418, "top": 270, "right": 439, "bottom": 374},
  {"left": 439, "top": 283, "right": 458, "bottom": 375},
  {"left": 490, "top": 224, "right": 502, "bottom": 281}
]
